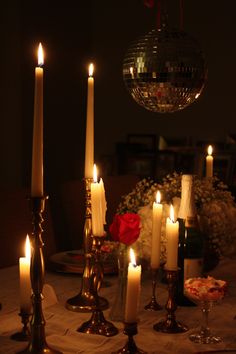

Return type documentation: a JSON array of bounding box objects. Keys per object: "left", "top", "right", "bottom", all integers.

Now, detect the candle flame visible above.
[
  {"left": 170, "top": 204, "right": 175, "bottom": 222},
  {"left": 130, "top": 248, "right": 136, "bottom": 266},
  {"left": 25, "top": 234, "right": 31, "bottom": 261},
  {"left": 38, "top": 43, "right": 44, "bottom": 67},
  {"left": 156, "top": 190, "right": 161, "bottom": 203},
  {"left": 93, "top": 164, "right": 97, "bottom": 183},
  {"left": 89, "top": 63, "right": 94, "bottom": 77},
  {"left": 207, "top": 145, "right": 213, "bottom": 156}
]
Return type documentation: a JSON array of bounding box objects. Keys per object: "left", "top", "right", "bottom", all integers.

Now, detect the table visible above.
[{"left": 1, "top": 257, "right": 236, "bottom": 354}]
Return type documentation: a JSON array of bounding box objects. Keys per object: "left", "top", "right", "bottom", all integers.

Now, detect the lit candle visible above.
[
  {"left": 99, "top": 177, "right": 107, "bottom": 225},
  {"left": 84, "top": 63, "right": 94, "bottom": 178},
  {"left": 166, "top": 205, "right": 179, "bottom": 271},
  {"left": 151, "top": 191, "right": 163, "bottom": 269},
  {"left": 31, "top": 43, "right": 44, "bottom": 197},
  {"left": 206, "top": 145, "right": 213, "bottom": 178},
  {"left": 125, "top": 248, "right": 141, "bottom": 323},
  {"left": 19, "top": 235, "right": 31, "bottom": 314},
  {"left": 91, "top": 164, "right": 105, "bottom": 236}
]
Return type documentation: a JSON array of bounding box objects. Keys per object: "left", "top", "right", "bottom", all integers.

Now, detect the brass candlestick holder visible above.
[
  {"left": 18, "top": 196, "right": 62, "bottom": 354},
  {"left": 144, "top": 268, "right": 162, "bottom": 311},
  {"left": 11, "top": 312, "right": 31, "bottom": 342},
  {"left": 153, "top": 268, "right": 188, "bottom": 334},
  {"left": 66, "top": 178, "right": 108, "bottom": 312},
  {"left": 113, "top": 322, "right": 146, "bottom": 354},
  {"left": 78, "top": 235, "right": 118, "bottom": 337}
]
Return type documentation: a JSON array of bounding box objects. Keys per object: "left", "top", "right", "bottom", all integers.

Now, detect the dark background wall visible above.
[
  {"left": 1, "top": 0, "right": 236, "bottom": 253},
  {"left": 1, "top": 0, "right": 236, "bottom": 189}
]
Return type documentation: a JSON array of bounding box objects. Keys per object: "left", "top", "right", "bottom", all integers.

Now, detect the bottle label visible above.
[{"left": 184, "top": 258, "right": 203, "bottom": 283}]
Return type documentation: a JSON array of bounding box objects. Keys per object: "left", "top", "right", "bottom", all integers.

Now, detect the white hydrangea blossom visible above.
[{"left": 116, "top": 173, "right": 236, "bottom": 259}]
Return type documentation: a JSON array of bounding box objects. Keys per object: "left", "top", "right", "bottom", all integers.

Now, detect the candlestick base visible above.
[
  {"left": 11, "top": 312, "right": 31, "bottom": 342},
  {"left": 112, "top": 322, "right": 146, "bottom": 354},
  {"left": 153, "top": 268, "right": 188, "bottom": 334},
  {"left": 78, "top": 309, "right": 119, "bottom": 337},
  {"left": 144, "top": 298, "right": 162, "bottom": 311},
  {"left": 66, "top": 293, "right": 109, "bottom": 312},
  {"left": 153, "top": 318, "right": 188, "bottom": 334}
]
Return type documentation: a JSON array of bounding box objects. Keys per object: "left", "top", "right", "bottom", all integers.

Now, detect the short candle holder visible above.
[
  {"left": 144, "top": 268, "right": 162, "bottom": 311},
  {"left": 18, "top": 196, "right": 62, "bottom": 354},
  {"left": 153, "top": 268, "right": 188, "bottom": 334},
  {"left": 11, "top": 312, "right": 31, "bottom": 342},
  {"left": 78, "top": 235, "right": 118, "bottom": 337},
  {"left": 113, "top": 322, "right": 146, "bottom": 354},
  {"left": 66, "top": 178, "right": 108, "bottom": 312}
]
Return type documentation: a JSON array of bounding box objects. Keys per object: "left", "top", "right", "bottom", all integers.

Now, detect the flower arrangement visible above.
[{"left": 110, "top": 173, "right": 236, "bottom": 264}]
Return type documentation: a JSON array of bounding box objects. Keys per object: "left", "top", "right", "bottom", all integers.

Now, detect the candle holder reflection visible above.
[
  {"left": 78, "top": 235, "right": 118, "bottom": 337},
  {"left": 66, "top": 178, "right": 109, "bottom": 313},
  {"left": 144, "top": 268, "right": 162, "bottom": 311},
  {"left": 11, "top": 312, "right": 31, "bottom": 342},
  {"left": 18, "top": 196, "right": 62, "bottom": 354},
  {"left": 153, "top": 268, "right": 188, "bottom": 333},
  {"left": 113, "top": 322, "right": 146, "bottom": 354}
]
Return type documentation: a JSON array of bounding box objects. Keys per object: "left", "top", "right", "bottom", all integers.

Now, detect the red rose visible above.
[{"left": 109, "top": 213, "right": 140, "bottom": 246}]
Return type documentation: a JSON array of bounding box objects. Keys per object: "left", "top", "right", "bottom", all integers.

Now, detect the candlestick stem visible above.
[
  {"left": 11, "top": 312, "right": 31, "bottom": 342},
  {"left": 66, "top": 178, "right": 108, "bottom": 312},
  {"left": 144, "top": 268, "right": 162, "bottom": 311},
  {"left": 18, "top": 196, "right": 61, "bottom": 354},
  {"left": 113, "top": 322, "right": 146, "bottom": 354},
  {"left": 78, "top": 236, "right": 118, "bottom": 337},
  {"left": 153, "top": 268, "right": 188, "bottom": 333}
]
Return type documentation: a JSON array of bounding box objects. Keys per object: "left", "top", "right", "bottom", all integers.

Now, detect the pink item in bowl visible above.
[{"left": 184, "top": 276, "right": 227, "bottom": 302}]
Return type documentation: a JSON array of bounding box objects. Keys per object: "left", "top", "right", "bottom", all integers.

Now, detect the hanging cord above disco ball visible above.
[{"left": 122, "top": 0, "right": 208, "bottom": 113}]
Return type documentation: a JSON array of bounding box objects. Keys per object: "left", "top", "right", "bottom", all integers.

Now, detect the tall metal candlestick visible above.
[
  {"left": 18, "top": 196, "right": 61, "bottom": 354},
  {"left": 78, "top": 235, "right": 118, "bottom": 337},
  {"left": 66, "top": 178, "right": 108, "bottom": 312}
]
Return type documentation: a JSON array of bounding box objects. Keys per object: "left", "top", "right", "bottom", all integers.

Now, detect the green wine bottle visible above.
[{"left": 176, "top": 175, "right": 204, "bottom": 306}]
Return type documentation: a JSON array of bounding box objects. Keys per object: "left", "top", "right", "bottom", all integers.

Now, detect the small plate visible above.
[{"left": 49, "top": 250, "right": 118, "bottom": 275}]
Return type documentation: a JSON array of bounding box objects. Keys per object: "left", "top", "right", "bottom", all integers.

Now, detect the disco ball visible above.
[{"left": 123, "top": 27, "right": 207, "bottom": 113}]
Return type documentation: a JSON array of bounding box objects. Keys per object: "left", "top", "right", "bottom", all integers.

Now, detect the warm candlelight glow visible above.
[
  {"left": 89, "top": 63, "right": 94, "bottom": 77},
  {"left": 93, "top": 164, "right": 97, "bottom": 183},
  {"left": 156, "top": 190, "right": 161, "bottom": 203},
  {"left": 19, "top": 235, "right": 32, "bottom": 313},
  {"left": 37, "top": 43, "right": 44, "bottom": 66},
  {"left": 207, "top": 145, "right": 213, "bottom": 156},
  {"left": 130, "top": 67, "right": 133, "bottom": 75},
  {"left": 125, "top": 247, "right": 141, "bottom": 323},
  {"left": 151, "top": 190, "right": 163, "bottom": 269},
  {"left": 170, "top": 204, "right": 175, "bottom": 222},
  {"left": 166, "top": 204, "right": 179, "bottom": 270},
  {"left": 25, "top": 235, "right": 31, "bottom": 261},
  {"left": 130, "top": 248, "right": 136, "bottom": 266},
  {"left": 84, "top": 62, "right": 95, "bottom": 178}
]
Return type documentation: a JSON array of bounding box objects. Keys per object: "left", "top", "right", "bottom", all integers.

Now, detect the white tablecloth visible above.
[{"left": 1, "top": 257, "right": 236, "bottom": 354}]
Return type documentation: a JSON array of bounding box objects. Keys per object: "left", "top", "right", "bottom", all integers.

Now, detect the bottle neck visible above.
[
  {"left": 178, "top": 175, "right": 196, "bottom": 219},
  {"left": 185, "top": 215, "right": 199, "bottom": 228}
]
